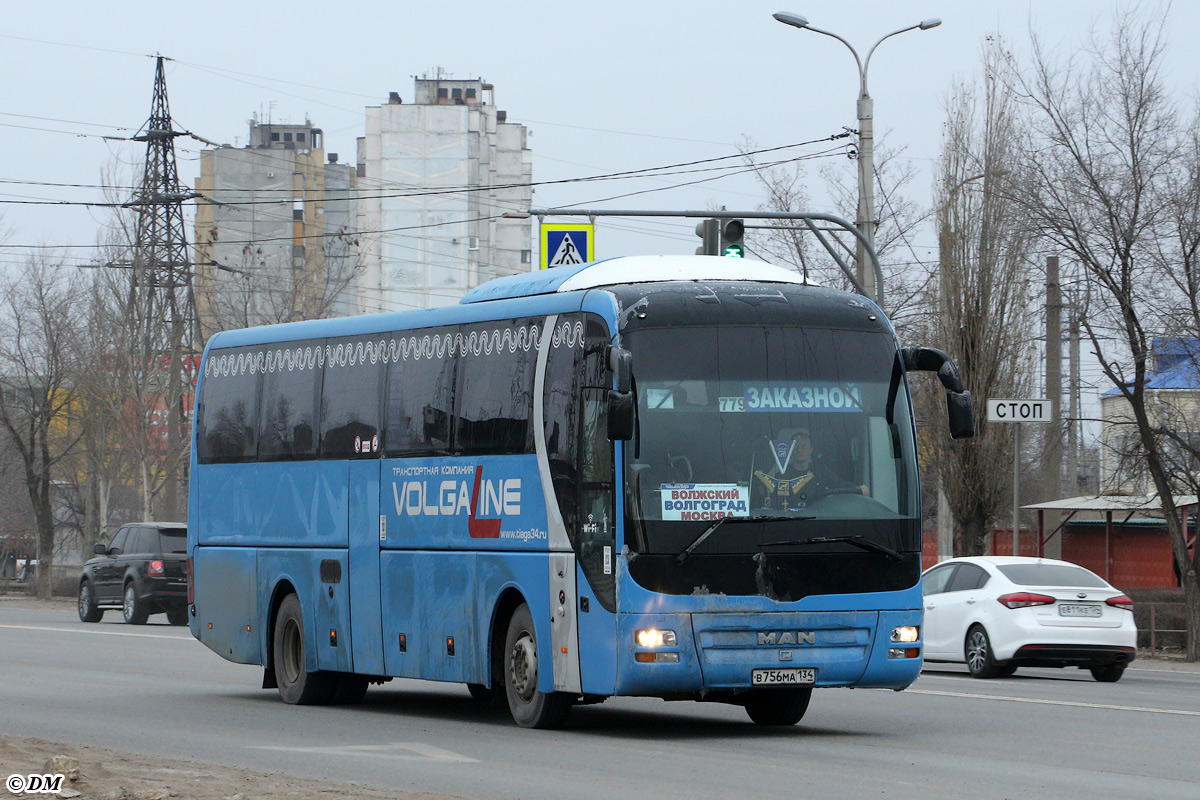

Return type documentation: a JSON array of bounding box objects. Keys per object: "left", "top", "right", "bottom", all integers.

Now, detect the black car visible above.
[{"left": 78, "top": 522, "right": 188, "bottom": 625}]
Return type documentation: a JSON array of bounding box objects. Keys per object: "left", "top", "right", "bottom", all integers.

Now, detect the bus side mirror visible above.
[
  {"left": 902, "top": 346, "right": 964, "bottom": 393},
  {"left": 947, "top": 390, "right": 975, "bottom": 440},
  {"left": 902, "top": 347, "right": 974, "bottom": 439},
  {"left": 608, "top": 390, "right": 635, "bottom": 441},
  {"left": 607, "top": 346, "right": 632, "bottom": 394}
]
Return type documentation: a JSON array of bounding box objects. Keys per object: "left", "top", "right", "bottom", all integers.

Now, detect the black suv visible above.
[{"left": 78, "top": 522, "right": 188, "bottom": 625}]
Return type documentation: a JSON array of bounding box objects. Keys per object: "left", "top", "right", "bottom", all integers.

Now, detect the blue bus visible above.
[{"left": 187, "top": 254, "right": 973, "bottom": 728}]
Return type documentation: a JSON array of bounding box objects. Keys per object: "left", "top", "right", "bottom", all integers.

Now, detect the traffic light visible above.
[
  {"left": 720, "top": 219, "right": 745, "bottom": 258},
  {"left": 695, "top": 218, "right": 720, "bottom": 255}
]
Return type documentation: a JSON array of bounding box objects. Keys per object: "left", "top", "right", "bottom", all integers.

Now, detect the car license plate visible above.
[
  {"left": 1058, "top": 604, "right": 1101, "bottom": 618},
  {"left": 752, "top": 668, "right": 816, "bottom": 686}
]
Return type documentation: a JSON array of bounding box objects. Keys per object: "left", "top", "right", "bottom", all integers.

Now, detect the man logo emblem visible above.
[{"left": 758, "top": 631, "right": 816, "bottom": 646}]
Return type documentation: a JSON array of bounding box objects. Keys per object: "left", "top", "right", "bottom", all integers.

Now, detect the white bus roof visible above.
[{"left": 460, "top": 255, "right": 812, "bottom": 304}]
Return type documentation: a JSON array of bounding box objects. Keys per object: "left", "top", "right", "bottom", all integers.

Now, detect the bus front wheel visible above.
[
  {"left": 743, "top": 687, "right": 813, "bottom": 726},
  {"left": 503, "top": 603, "right": 571, "bottom": 729},
  {"left": 273, "top": 593, "right": 336, "bottom": 704}
]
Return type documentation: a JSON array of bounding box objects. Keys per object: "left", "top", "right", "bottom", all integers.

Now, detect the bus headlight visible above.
[
  {"left": 636, "top": 629, "right": 677, "bottom": 648},
  {"left": 891, "top": 626, "right": 919, "bottom": 643}
]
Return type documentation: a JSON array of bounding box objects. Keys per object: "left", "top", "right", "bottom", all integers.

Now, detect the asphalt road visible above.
[{"left": 2, "top": 601, "right": 1198, "bottom": 800}]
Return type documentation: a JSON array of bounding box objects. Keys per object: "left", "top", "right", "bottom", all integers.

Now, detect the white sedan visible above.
[{"left": 920, "top": 556, "right": 1137, "bottom": 681}]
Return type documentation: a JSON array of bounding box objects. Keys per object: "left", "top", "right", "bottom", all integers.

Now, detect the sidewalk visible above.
[{"left": 1132, "top": 651, "right": 1200, "bottom": 673}]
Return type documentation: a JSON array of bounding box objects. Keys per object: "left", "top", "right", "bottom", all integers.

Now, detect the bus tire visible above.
[
  {"left": 743, "top": 687, "right": 812, "bottom": 726},
  {"left": 273, "top": 593, "right": 336, "bottom": 705},
  {"left": 503, "top": 603, "right": 571, "bottom": 729}
]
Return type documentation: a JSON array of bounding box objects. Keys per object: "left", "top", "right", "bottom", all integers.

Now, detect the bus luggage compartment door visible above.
[
  {"left": 193, "top": 546, "right": 260, "bottom": 665},
  {"left": 348, "top": 459, "right": 385, "bottom": 675}
]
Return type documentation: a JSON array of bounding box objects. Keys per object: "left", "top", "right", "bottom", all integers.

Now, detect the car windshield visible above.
[
  {"left": 997, "top": 563, "right": 1108, "bottom": 588},
  {"left": 622, "top": 325, "right": 919, "bottom": 555}
]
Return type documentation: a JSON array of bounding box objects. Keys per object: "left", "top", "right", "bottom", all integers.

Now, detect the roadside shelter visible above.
[{"left": 1022, "top": 495, "right": 1196, "bottom": 588}]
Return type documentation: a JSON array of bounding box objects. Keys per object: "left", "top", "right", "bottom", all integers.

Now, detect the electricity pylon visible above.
[{"left": 124, "top": 55, "right": 198, "bottom": 520}]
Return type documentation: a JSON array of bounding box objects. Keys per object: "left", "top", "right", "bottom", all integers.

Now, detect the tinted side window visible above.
[
  {"left": 321, "top": 336, "right": 384, "bottom": 458},
  {"left": 197, "top": 346, "right": 260, "bottom": 464},
  {"left": 108, "top": 528, "right": 130, "bottom": 555},
  {"left": 258, "top": 340, "right": 323, "bottom": 461},
  {"left": 455, "top": 319, "right": 540, "bottom": 455},
  {"left": 947, "top": 563, "right": 989, "bottom": 592},
  {"left": 127, "top": 529, "right": 147, "bottom": 553},
  {"left": 922, "top": 565, "right": 956, "bottom": 596},
  {"left": 384, "top": 326, "right": 456, "bottom": 455}
]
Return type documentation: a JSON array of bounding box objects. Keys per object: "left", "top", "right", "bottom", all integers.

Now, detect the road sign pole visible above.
[
  {"left": 985, "top": 398, "right": 1053, "bottom": 557},
  {"left": 1013, "top": 425, "right": 1020, "bottom": 556}
]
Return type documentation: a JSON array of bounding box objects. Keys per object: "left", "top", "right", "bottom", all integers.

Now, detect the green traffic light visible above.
[{"left": 723, "top": 244, "right": 745, "bottom": 258}]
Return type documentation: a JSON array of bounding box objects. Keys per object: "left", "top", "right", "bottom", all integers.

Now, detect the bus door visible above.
[
  {"left": 347, "top": 459, "right": 385, "bottom": 675},
  {"left": 575, "top": 385, "right": 618, "bottom": 694}
]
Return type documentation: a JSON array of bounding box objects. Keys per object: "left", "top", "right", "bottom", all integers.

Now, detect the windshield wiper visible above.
[
  {"left": 759, "top": 535, "right": 902, "bottom": 562},
  {"left": 676, "top": 514, "right": 813, "bottom": 563}
]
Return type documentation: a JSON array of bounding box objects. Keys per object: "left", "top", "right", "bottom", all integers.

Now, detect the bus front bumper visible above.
[{"left": 614, "top": 610, "right": 922, "bottom": 696}]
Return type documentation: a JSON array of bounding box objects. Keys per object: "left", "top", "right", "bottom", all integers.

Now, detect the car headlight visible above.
[
  {"left": 891, "top": 625, "right": 919, "bottom": 643},
  {"left": 635, "top": 629, "right": 677, "bottom": 648}
]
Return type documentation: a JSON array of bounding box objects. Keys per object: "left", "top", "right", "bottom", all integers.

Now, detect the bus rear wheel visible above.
[
  {"left": 743, "top": 687, "right": 813, "bottom": 726},
  {"left": 273, "top": 593, "right": 336, "bottom": 704},
  {"left": 503, "top": 603, "right": 571, "bottom": 729}
]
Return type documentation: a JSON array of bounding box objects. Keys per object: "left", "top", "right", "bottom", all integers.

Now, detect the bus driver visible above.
[{"left": 750, "top": 427, "right": 868, "bottom": 511}]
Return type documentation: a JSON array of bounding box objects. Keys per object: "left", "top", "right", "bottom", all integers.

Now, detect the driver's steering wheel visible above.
[{"left": 667, "top": 453, "right": 693, "bottom": 482}]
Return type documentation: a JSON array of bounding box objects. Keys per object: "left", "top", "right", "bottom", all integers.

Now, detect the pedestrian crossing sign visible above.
[{"left": 541, "top": 223, "right": 594, "bottom": 269}]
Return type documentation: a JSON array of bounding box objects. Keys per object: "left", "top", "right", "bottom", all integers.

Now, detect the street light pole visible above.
[{"left": 772, "top": 12, "right": 941, "bottom": 308}]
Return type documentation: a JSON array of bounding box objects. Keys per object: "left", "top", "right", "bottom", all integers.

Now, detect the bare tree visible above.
[
  {"left": 0, "top": 259, "right": 86, "bottom": 597},
  {"left": 1013, "top": 9, "right": 1200, "bottom": 659},
  {"left": 80, "top": 258, "right": 189, "bottom": 522},
  {"left": 62, "top": 274, "right": 143, "bottom": 550},
  {"left": 0, "top": 434, "right": 38, "bottom": 580},
  {"left": 739, "top": 137, "right": 928, "bottom": 329},
  {"left": 739, "top": 137, "right": 816, "bottom": 277},
  {"left": 89, "top": 160, "right": 195, "bottom": 523},
  {"left": 928, "top": 40, "right": 1038, "bottom": 556},
  {"left": 820, "top": 144, "right": 931, "bottom": 325},
  {"left": 195, "top": 228, "right": 359, "bottom": 335}
]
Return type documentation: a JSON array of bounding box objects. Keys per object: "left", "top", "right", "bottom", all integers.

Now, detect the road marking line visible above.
[
  {"left": 0, "top": 623, "right": 187, "bottom": 641},
  {"left": 253, "top": 742, "right": 478, "bottom": 763},
  {"left": 909, "top": 688, "right": 1200, "bottom": 716}
]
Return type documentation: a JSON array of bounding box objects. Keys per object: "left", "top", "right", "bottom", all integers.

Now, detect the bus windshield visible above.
[{"left": 623, "top": 325, "right": 919, "bottom": 555}]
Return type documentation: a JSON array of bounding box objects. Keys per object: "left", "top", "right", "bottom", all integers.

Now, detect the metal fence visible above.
[{"left": 1138, "top": 602, "right": 1187, "bottom": 654}]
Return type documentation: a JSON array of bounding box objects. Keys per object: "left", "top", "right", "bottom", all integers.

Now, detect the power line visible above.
[
  {"left": 0, "top": 135, "right": 845, "bottom": 204},
  {"left": 0, "top": 138, "right": 850, "bottom": 248}
]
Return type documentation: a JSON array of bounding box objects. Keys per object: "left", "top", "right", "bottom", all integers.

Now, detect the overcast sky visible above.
[
  {"left": 3, "top": 1, "right": 1194, "bottom": 444},
  {"left": 3, "top": 0, "right": 1195, "bottom": 262}
]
